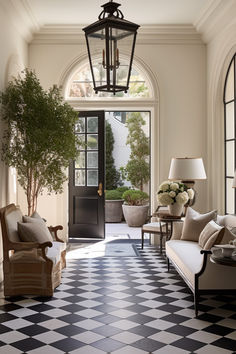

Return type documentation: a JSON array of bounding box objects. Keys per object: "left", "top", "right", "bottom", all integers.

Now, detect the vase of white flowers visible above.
[{"left": 157, "top": 181, "right": 194, "bottom": 216}]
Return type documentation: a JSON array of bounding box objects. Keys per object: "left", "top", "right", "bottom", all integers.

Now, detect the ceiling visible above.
[{"left": 25, "top": 0, "right": 210, "bottom": 27}]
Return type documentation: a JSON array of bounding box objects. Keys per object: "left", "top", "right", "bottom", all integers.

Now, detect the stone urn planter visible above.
[
  {"left": 122, "top": 204, "right": 149, "bottom": 227},
  {"left": 168, "top": 203, "right": 183, "bottom": 216},
  {"left": 105, "top": 200, "right": 124, "bottom": 223}
]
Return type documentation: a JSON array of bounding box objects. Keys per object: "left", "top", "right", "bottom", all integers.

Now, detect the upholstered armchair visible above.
[{"left": 0, "top": 204, "right": 66, "bottom": 297}]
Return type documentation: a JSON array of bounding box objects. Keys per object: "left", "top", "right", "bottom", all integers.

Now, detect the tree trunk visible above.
[{"left": 27, "top": 169, "right": 39, "bottom": 215}]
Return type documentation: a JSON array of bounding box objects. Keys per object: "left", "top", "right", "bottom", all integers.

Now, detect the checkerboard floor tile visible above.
[{"left": 0, "top": 243, "right": 235, "bottom": 353}]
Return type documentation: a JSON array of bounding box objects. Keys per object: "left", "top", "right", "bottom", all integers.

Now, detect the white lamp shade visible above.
[
  {"left": 232, "top": 171, "right": 236, "bottom": 188},
  {"left": 168, "top": 157, "right": 207, "bottom": 180}
]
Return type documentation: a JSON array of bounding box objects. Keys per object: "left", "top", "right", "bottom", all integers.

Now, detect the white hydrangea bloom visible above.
[
  {"left": 169, "top": 191, "right": 176, "bottom": 198},
  {"left": 170, "top": 183, "right": 178, "bottom": 191},
  {"left": 157, "top": 192, "right": 173, "bottom": 205},
  {"left": 159, "top": 181, "right": 170, "bottom": 192},
  {"left": 187, "top": 188, "right": 194, "bottom": 200},
  {"left": 176, "top": 191, "right": 189, "bottom": 205}
]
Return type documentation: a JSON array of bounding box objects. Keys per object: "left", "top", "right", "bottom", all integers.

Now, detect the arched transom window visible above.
[
  {"left": 66, "top": 58, "right": 151, "bottom": 99},
  {"left": 224, "top": 54, "right": 236, "bottom": 214}
]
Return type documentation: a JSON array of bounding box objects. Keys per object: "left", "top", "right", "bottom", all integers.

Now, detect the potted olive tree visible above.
[
  {"left": 0, "top": 69, "right": 79, "bottom": 215},
  {"left": 121, "top": 112, "right": 150, "bottom": 227},
  {"left": 122, "top": 189, "right": 149, "bottom": 227}
]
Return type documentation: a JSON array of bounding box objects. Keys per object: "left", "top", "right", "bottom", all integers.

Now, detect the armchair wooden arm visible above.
[
  {"left": 9, "top": 241, "right": 52, "bottom": 251},
  {"left": 48, "top": 225, "right": 64, "bottom": 242},
  {"left": 6, "top": 241, "right": 53, "bottom": 262}
]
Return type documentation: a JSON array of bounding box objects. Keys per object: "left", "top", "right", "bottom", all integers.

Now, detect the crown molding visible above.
[
  {"left": 31, "top": 24, "right": 203, "bottom": 45},
  {"left": 0, "top": 0, "right": 39, "bottom": 42},
  {"left": 195, "top": 0, "right": 236, "bottom": 43}
]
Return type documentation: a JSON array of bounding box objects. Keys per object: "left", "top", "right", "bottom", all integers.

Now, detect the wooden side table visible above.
[
  {"left": 141, "top": 215, "right": 183, "bottom": 254},
  {"left": 158, "top": 217, "right": 183, "bottom": 252}
]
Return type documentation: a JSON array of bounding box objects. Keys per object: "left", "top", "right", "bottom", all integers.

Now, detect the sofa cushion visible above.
[
  {"left": 181, "top": 207, "right": 217, "bottom": 242},
  {"left": 217, "top": 214, "right": 236, "bottom": 229},
  {"left": 18, "top": 222, "right": 53, "bottom": 244},
  {"left": 199, "top": 221, "right": 224, "bottom": 249},
  {"left": 166, "top": 240, "right": 204, "bottom": 287},
  {"left": 171, "top": 221, "right": 184, "bottom": 240}
]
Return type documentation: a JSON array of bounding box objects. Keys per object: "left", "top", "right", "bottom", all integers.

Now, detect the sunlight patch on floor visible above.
[{"left": 66, "top": 235, "right": 137, "bottom": 259}]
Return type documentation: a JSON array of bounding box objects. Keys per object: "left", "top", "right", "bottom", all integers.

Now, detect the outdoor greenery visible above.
[
  {"left": 105, "top": 190, "right": 123, "bottom": 200},
  {"left": 105, "top": 120, "right": 121, "bottom": 189},
  {"left": 116, "top": 186, "right": 130, "bottom": 194},
  {"left": 122, "top": 189, "right": 149, "bottom": 206},
  {"left": 0, "top": 69, "right": 79, "bottom": 215},
  {"left": 105, "top": 186, "right": 130, "bottom": 200},
  {"left": 121, "top": 112, "right": 150, "bottom": 191}
]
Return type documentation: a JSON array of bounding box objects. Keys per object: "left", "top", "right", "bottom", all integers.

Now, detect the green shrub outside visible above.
[
  {"left": 105, "top": 190, "right": 123, "bottom": 200},
  {"left": 116, "top": 186, "right": 130, "bottom": 194},
  {"left": 122, "top": 189, "right": 149, "bottom": 206}
]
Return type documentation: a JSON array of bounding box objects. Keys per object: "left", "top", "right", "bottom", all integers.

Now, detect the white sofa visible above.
[{"left": 166, "top": 213, "right": 236, "bottom": 316}]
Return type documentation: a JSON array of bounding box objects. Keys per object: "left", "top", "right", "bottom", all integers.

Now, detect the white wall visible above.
[
  {"left": 27, "top": 36, "right": 206, "bottom": 237},
  {"left": 204, "top": 1, "right": 236, "bottom": 214},
  {"left": 0, "top": 3, "right": 28, "bottom": 281}
]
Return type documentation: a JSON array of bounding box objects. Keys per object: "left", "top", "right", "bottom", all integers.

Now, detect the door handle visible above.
[{"left": 97, "top": 182, "right": 103, "bottom": 197}]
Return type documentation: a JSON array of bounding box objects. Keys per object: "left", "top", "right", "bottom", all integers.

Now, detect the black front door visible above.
[{"left": 69, "top": 111, "right": 105, "bottom": 238}]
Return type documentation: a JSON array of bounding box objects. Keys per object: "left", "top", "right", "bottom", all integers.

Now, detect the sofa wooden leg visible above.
[
  {"left": 194, "top": 298, "right": 199, "bottom": 317},
  {"left": 194, "top": 289, "right": 199, "bottom": 317},
  {"left": 167, "top": 257, "right": 170, "bottom": 272},
  {"left": 141, "top": 230, "right": 144, "bottom": 249}
]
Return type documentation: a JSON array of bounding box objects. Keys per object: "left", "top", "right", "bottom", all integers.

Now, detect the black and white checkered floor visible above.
[{"left": 0, "top": 242, "right": 235, "bottom": 353}]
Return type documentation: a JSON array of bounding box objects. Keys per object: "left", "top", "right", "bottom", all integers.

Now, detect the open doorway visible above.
[
  {"left": 105, "top": 111, "right": 151, "bottom": 229},
  {"left": 68, "top": 110, "right": 150, "bottom": 239},
  {"left": 105, "top": 111, "right": 150, "bottom": 191}
]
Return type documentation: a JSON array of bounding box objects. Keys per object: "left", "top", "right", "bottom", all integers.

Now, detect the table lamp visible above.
[{"left": 168, "top": 157, "right": 207, "bottom": 207}]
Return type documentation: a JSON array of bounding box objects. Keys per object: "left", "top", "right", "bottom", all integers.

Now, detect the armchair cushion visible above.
[
  {"left": 46, "top": 245, "right": 61, "bottom": 265},
  {"left": 18, "top": 222, "right": 53, "bottom": 243}
]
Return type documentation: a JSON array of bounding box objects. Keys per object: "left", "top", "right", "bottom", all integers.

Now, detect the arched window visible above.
[
  {"left": 224, "top": 54, "right": 236, "bottom": 214},
  {"left": 66, "top": 58, "right": 151, "bottom": 99}
]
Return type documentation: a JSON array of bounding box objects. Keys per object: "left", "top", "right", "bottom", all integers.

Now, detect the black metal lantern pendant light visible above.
[{"left": 83, "top": 0, "right": 140, "bottom": 95}]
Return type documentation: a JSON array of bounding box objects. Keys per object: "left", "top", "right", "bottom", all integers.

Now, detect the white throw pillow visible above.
[
  {"left": 181, "top": 207, "right": 217, "bottom": 242},
  {"left": 199, "top": 220, "right": 224, "bottom": 250}
]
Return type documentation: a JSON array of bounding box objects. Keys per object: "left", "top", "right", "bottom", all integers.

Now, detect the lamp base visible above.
[
  {"left": 182, "top": 180, "right": 196, "bottom": 213},
  {"left": 182, "top": 180, "right": 195, "bottom": 189}
]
